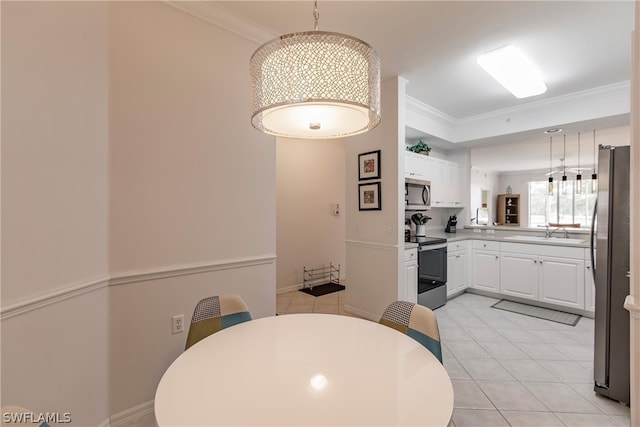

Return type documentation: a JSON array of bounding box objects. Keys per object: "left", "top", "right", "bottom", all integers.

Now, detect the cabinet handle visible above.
[
  {"left": 539, "top": 260, "right": 543, "bottom": 264},
  {"left": 586, "top": 265, "right": 591, "bottom": 270},
  {"left": 495, "top": 255, "right": 498, "bottom": 259},
  {"left": 456, "top": 255, "right": 461, "bottom": 258},
  {"left": 483, "top": 244, "right": 487, "bottom": 248},
  {"left": 534, "top": 260, "right": 537, "bottom": 263}
]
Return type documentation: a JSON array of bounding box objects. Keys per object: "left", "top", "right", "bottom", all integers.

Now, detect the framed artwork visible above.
[
  {"left": 359, "top": 182, "right": 381, "bottom": 211},
  {"left": 358, "top": 150, "right": 381, "bottom": 180}
]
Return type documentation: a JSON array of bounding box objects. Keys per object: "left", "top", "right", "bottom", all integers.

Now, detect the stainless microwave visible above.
[{"left": 405, "top": 178, "right": 431, "bottom": 210}]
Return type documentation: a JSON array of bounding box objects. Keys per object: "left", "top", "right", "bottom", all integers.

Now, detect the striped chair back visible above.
[
  {"left": 185, "top": 294, "right": 252, "bottom": 350},
  {"left": 379, "top": 300, "right": 443, "bottom": 363}
]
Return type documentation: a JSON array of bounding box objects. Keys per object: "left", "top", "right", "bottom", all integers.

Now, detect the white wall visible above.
[
  {"left": 1, "top": 2, "right": 110, "bottom": 424},
  {"left": 107, "top": 2, "right": 276, "bottom": 416},
  {"left": 276, "top": 138, "right": 346, "bottom": 292},
  {"left": 2, "top": 1, "right": 277, "bottom": 424},
  {"left": 345, "top": 77, "right": 403, "bottom": 320}
]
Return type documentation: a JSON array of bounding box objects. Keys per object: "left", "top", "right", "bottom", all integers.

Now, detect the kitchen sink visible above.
[{"left": 503, "top": 235, "right": 586, "bottom": 244}]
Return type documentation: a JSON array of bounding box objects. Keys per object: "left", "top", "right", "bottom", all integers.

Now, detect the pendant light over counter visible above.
[
  {"left": 591, "top": 130, "right": 598, "bottom": 193},
  {"left": 548, "top": 136, "right": 554, "bottom": 195},
  {"left": 249, "top": 1, "right": 381, "bottom": 139},
  {"left": 576, "top": 132, "right": 583, "bottom": 194},
  {"left": 561, "top": 135, "right": 568, "bottom": 195}
]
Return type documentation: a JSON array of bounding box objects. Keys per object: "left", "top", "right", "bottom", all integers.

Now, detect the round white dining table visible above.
[{"left": 154, "top": 313, "right": 454, "bottom": 426}]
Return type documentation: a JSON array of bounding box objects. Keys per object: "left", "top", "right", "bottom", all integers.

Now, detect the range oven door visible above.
[{"left": 417, "top": 243, "right": 447, "bottom": 310}]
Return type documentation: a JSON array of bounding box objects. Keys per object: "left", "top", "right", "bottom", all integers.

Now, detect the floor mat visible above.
[
  {"left": 491, "top": 299, "right": 581, "bottom": 326},
  {"left": 299, "top": 282, "right": 345, "bottom": 297}
]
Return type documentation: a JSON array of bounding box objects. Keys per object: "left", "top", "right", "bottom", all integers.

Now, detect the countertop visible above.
[{"left": 404, "top": 227, "right": 590, "bottom": 250}]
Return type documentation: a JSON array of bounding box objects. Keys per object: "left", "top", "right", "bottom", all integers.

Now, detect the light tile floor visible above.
[{"left": 277, "top": 290, "right": 631, "bottom": 427}]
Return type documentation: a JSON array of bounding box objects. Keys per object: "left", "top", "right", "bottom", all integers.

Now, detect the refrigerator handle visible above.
[{"left": 590, "top": 198, "right": 597, "bottom": 282}]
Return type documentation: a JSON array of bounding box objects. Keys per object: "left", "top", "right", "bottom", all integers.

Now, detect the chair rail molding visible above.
[
  {"left": 0, "top": 276, "right": 110, "bottom": 321},
  {"left": 345, "top": 240, "right": 399, "bottom": 252},
  {"left": 0, "top": 255, "right": 277, "bottom": 321},
  {"left": 109, "top": 254, "right": 277, "bottom": 286}
]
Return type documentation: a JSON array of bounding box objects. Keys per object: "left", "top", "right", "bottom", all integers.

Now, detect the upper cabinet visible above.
[
  {"left": 405, "top": 151, "right": 430, "bottom": 181},
  {"left": 405, "top": 152, "right": 465, "bottom": 208}
]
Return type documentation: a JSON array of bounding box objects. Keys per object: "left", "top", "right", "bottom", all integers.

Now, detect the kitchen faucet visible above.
[{"left": 545, "top": 225, "right": 569, "bottom": 239}]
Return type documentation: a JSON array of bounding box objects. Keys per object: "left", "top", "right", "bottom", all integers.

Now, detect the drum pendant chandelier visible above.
[{"left": 250, "top": 1, "right": 381, "bottom": 139}]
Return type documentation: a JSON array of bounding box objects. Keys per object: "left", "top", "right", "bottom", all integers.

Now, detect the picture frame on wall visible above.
[
  {"left": 359, "top": 182, "right": 381, "bottom": 211},
  {"left": 358, "top": 150, "right": 381, "bottom": 180}
]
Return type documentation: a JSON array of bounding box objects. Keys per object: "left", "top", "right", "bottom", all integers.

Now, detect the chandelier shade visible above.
[{"left": 250, "top": 31, "right": 381, "bottom": 139}]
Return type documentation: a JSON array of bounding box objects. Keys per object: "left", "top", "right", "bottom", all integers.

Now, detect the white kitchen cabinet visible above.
[
  {"left": 405, "top": 153, "right": 464, "bottom": 208},
  {"left": 405, "top": 152, "right": 430, "bottom": 180},
  {"left": 539, "top": 256, "right": 585, "bottom": 310},
  {"left": 447, "top": 241, "right": 469, "bottom": 297},
  {"left": 404, "top": 247, "right": 418, "bottom": 303},
  {"left": 500, "top": 252, "right": 539, "bottom": 299},
  {"left": 500, "top": 242, "right": 585, "bottom": 310},
  {"left": 472, "top": 240, "right": 500, "bottom": 292},
  {"left": 430, "top": 159, "right": 464, "bottom": 208}
]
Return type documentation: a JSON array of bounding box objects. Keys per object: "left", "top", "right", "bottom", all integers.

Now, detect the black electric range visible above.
[{"left": 407, "top": 236, "right": 448, "bottom": 310}]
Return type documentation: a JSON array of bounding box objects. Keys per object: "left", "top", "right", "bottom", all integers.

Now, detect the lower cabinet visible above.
[
  {"left": 538, "top": 256, "right": 584, "bottom": 309},
  {"left": 447, "top": 241, "right": 469, "bottom": 296},
  {"left": 404, "top": 247, "right": 418, "bottom": 304},
  {"left": 472, "top": 250, "right": 500, "bottom": 292},
  {"left": 500, "top": 242, "right": 585, "bottom": 310},
  {"left": 500, "top": 252, "right": 539, "bottom": 299}
]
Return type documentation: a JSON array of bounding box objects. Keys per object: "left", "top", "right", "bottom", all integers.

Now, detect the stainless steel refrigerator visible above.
[{"left": 591, "top": 144, "right": 630, "bottom": 405}]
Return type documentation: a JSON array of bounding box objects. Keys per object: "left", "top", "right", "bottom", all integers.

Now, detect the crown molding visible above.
[
  {"left": 406, "top": 81, "right": 631, "bottom": 143},
  {"left": 459, "top": 81, "right": 631, "bottom": 125},
  {"left": 165, "top": 1, "right": 278, "bottom": 44}
]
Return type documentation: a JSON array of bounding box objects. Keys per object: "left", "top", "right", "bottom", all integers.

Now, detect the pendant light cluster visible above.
[
  {"left": 545, "top": 129, "right": 598, "bottom": 196},
  {"left": 249, "top": 1, "right": 381, "bottom": 139}
]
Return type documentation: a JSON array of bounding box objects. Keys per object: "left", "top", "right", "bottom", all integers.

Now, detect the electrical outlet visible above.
[{"left": 172, "top": 314, "right": 184, "bottom": 334}]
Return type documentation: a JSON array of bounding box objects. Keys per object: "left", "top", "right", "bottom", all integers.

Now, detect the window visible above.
[{"left": 529, "top": 179, "right": 596, "bottom": 228}]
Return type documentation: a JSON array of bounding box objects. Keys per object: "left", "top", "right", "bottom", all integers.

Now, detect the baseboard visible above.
[
  {"left": 343, "top": 304, "right": 378, "bottom": 322},
  {"left": 110, "top": 400, "right": 154, "bottom": 427}
]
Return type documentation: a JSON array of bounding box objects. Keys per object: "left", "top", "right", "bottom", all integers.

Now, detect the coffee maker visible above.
[{"left": 445, "top": 215, "right": 458, "bottom": 233}]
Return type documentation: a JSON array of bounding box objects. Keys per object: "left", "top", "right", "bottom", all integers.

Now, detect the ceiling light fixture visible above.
[
  {"left": 249, "top": 1, "right": 381, "bottom": 139},
  {"left": 548, "top": 136, "right": 554, "bottom": 196},
  {"left": 591, "top": 130, "right": 598, "bottom": 193},
  {"left": 477, "top": 45, "right": 547, "bottom": 99},
  {"left": 576, "top": 132, "right": 583, "bottom": 194}
]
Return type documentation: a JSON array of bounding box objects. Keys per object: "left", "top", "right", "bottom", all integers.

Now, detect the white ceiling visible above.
[{"left": 186, "top": 1, "right": 635, "bottom": 170}]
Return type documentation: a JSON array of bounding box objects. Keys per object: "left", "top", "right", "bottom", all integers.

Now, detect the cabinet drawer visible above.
[
  {"left": 472, "top": 240, "right": 500, "bottom": 251},
  {"left": 448, "top": 240, "right": 468, "bottom": 252},
  {"left": 404, "top": 248, "right": 418, "bottom": 262}
]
